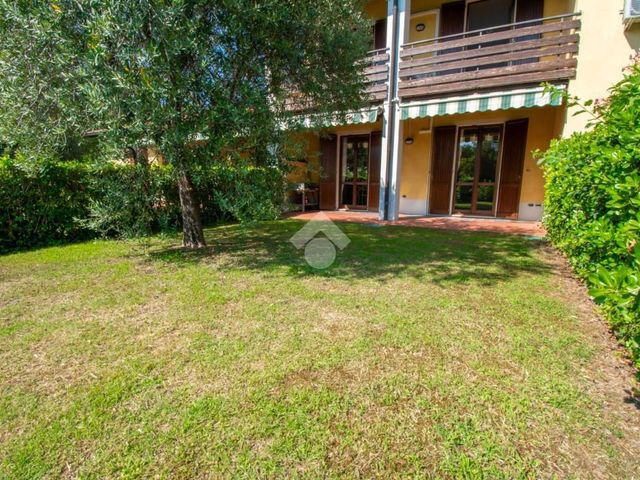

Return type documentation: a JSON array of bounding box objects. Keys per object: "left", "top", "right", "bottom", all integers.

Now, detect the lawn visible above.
[{"left": 0, "top": 220, "right": 638, "bottom": 479}]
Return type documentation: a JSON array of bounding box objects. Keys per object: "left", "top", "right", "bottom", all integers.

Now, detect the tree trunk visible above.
[{"left": 177, "top": 170, "right": 206, "bottom": 248}]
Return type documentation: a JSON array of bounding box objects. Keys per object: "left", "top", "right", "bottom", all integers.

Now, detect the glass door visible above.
[
  {"left": 340, "top": 135, "right": 369, "bottom": 209},
  {"left": 453, "top": 126, "right": 502, "bottom": 216}
]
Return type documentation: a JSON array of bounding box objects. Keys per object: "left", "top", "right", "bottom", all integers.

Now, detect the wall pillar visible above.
[{"left": 379, "top": 0, "right": 410, "bottom": 221}]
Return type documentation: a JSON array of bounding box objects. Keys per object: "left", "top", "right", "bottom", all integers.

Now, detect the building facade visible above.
[{"left": 289, "top": 0, "right": 640, "bottom": 222}]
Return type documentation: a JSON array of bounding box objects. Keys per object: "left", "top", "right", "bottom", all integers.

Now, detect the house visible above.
[{"left": 290, "top": 0, "right": 640, "bottom": 222}]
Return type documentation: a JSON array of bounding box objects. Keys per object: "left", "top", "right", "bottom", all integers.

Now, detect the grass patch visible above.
[{"left": 0, "top": 220, "right": 637, "bottom": 478}]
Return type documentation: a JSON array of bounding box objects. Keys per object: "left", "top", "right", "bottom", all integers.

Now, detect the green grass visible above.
[{"left": 0, "top": 220, "right": 637, "bottom": 478}]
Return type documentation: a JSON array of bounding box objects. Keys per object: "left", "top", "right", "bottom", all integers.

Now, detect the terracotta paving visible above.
[{"left": 285, "top": 210, "right": 546, "bottom": 237}]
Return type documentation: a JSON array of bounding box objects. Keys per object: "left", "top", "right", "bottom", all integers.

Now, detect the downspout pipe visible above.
[{"left": 383, "top": 0, "right": 400, "bottom": 221}]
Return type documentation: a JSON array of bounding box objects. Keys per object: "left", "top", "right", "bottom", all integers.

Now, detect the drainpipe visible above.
[{"left": 383, "top": 0, "right": 400, "bottom": 221}]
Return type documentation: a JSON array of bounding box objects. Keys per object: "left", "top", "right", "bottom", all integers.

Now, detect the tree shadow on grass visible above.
[
  {"left": 623, "top": 389, "right": 640, "bottom": 410},
  {"left": 142, "top": 220, "right": 551, "bottom": 285}
]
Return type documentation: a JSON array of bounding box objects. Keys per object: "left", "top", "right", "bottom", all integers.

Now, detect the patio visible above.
[{"left": 286, "top": 210, "right": 546, "bottom": 237}]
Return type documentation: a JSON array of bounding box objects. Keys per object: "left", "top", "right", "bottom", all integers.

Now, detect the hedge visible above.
[
  {"left": 0, "top": 157, "right": 92, "bottom": 251},
  {"left": 539, "top": 62, "right": 640, "bottom": 366},
  {"left": 81, "top": 163, "right": 181, "bottom": 239},
  {"left": 0, "top": 157, "right": 285, "bottom": 252}
]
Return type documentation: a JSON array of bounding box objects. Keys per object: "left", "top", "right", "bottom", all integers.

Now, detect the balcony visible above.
[
  {"left": 398, "top": 13, "right": 581, "bottom": 100},
  {"left": 364, "top": 48, "right": 390, "bottom": 102},
  {"left": 286, "top": 48, "right": 390, "bottom": 113}
]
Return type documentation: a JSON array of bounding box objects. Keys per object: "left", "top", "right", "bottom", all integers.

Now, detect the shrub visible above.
[
  {"left": 194, "top": 163, "right": 286, "bottom": 224},
  {"left": 0, "top": 156, "right": 287, "bottom": 251},
  {"left": 540, "top": 62, "right": 640, "bottom": 366},
  {"left": 0, "top": 156, "right": 92, "bottom": 251},
  {"left": 82, "top": 163, "right": 181, "bottom": 238},
  {"left": 84, "top": 161, "right": 285, "bottom": 236}
]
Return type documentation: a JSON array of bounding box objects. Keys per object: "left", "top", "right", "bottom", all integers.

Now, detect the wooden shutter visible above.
[
  {"left": 319, "top": 134, "right": 338, "bottom": 210},
  {"left": 516, "top": 0, "right": 544, "bottom": 22},
  {"left": 368, "top": 131, "right": 382, "bottom": 212},
  {"left": 497, "top": 119, "right": 529, "bottom": 218},
  {"left": 373, "top": 19, "right": 387, "bottom": 50},
  {"left": 514, "top": 0, "right": 544, "bottom": 64},
  {"left": 439, "top": 1, "right": 466, "bottom": 37},
  {"left": 429, "top": 126, "right": 457, "bottom": 214},
  {"left": 438, "top": 0, "right": 466, "bottom": 73}
]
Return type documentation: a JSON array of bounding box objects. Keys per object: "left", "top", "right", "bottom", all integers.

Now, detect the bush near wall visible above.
[
  {"left": 540, "top": 63, "right": 640, "bottom": 366},
  {"left": 0, "top": 157, "right": 286, "bottom": 252}
]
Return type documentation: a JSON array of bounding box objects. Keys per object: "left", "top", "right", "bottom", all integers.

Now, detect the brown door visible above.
[
  {"left": 438, "top": 1, "right": 466, "bottom": 74},
  {"left": 516, "top": 0, "right": 544, "bottom": 22},
  {"left": 429, "top": 126, "right": 457, "bottom": 214},
  {"left": 319, "top": 134, "right": 337, "bottom": 210},
  {"left": 373, "top": 19, "right": 386, "bottom": 50},
  {"left": 439, "top": 1, "right": 465, "bottom": 36},
  {"left": 368, "top": 131, "right": 382, "bottom": 212},
  {"left": 340, "top": 135, "right": 370, "bottom": 209},
  {"left": 497, "top": 119, "right": 529, "bottom": 218},
  {"left": 514, "top": 0, "right": 544, "bottom": 64}
]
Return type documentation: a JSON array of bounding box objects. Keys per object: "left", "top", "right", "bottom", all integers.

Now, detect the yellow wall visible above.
[
  {"left": 408, "top": 10, "right": 439, "bottom": 43},
  {"left": 564, "top": 0, "right": 640, "bottom": 134},
  {"left": 543, "top": 0, "right": 574, "bottom": 17},
  {"left": 411, "top": 0, "right": 446, "bottom": 14},
  {"left": 399, "top": 118, "right": 431, "bottom": 203},
  {"left": 399, "top": 106, "right": 563, "bottom": 216},
  {"left": 365, "top": 0, "right": 387, "bottom": 21}
]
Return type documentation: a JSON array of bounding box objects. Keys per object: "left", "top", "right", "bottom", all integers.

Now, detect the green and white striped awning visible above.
[
  {"left": 291, "top": 107, "right": 379, "bottom": 129},
  {"left": 400, "top": 86, "right": 565, "bottom": 120},
  {"left": 338, "top": 107, "right": 379, "bottom": 126}
]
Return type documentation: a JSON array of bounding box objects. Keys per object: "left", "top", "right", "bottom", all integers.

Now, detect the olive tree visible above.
[{"left": 0, "top": 0, "right": 370, "bottom": 247}]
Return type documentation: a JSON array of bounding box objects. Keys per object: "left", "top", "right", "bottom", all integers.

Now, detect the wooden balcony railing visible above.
[
  {"left": 364, "top": 48, "right": 390, "bottom": 102},
  {"left": 285, "top": 48, "right": 390, "bottom": 112},
  {"left": 398, "top": 13, "right": 581, "bottom": 99}
]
